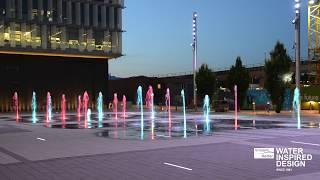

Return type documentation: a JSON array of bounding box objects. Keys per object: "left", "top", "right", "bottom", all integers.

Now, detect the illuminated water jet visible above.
[
  {"left": 293, "top": 87, "right": 301, "bottom": 129},
  {"left": 181, "top": 89, "right": 187, "bottom": 138},
  {"left": 203, "top": 95, "right": 210, "bottom": 132},
  {"left": 234, "top": 85, "right": 238, "bottom": 130},
  {"left": 46, "top": 92, "right": 52, "bottom": 123},
  {"left": 83, "top": 91, "right": 89, "bottom": 118},
  {"left": 77, "top": 95, "right": 82, "bottom": 118},
  {"left": 31, "top": 91, "right": 37, "bottom": 123},
  {"left": 122, "top": 95, "right": 126, "bottom": 118},
  {"left": 12, "top": 92, "right": 19, "bottom": 121},
  {"left": 137, "top": 86, "right": 144, "bottom": 140},
  {"left": 61, "top": 94, "right": 66, "bottom": 120},
  {"left": 113, "top": 93, "right": 118, "bottom": 119},
  {"left": 97, "top": 92, "right": 103, "bottom": 121},
  {"left": 165, "top": 88, "right": 171, "bottom": 136},
  {"left": 146, "top": 86, "right": 155, "bottom": 118},
  {"left": 87, "top": 109, "right": 92, "bottom": 128}
]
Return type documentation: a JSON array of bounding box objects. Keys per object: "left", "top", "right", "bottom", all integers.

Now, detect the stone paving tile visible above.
[{"left": 0, "top": 141, "right": 319, "bottom": 180}]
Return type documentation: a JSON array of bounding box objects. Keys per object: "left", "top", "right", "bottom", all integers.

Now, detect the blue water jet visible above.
[
  {"left": 203, "top": 95, "right": 210, "bottom": 132},
  {"left": 137, "top": 86, "right": 144, "bottom": 140},
  {"left": 293, "top": 87, "right": 301, "bottom": 129},
  {"left": 31, "top": 91, "right": 37, "bottom": 123},
  {"left": 97, "top": 92, "right": 103, "bottom": 122}
]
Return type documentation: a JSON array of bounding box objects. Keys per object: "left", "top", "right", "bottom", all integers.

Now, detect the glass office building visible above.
[{"left": 0, "top": 0, "right": 123, "bottom": 58}]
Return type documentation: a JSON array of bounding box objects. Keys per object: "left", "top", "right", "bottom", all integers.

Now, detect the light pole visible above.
[
  {"left": 294, "top": 0, "right": 301, "bottom": 89},
  {"left": 192, "top": 12, "right": 198, "bottom": 108}
]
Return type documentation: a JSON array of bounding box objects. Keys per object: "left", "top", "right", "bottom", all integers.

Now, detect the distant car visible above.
[{"left": 214, "top": 100, "right": 229, "bottom": 112}]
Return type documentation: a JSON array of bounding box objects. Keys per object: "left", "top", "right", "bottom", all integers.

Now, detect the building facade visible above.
[
  {"left": 0, "top": 0, "right": 124, "bottom": 112},
  {"left": 0, "top": 0, "right": 123, "bottom": 58}
]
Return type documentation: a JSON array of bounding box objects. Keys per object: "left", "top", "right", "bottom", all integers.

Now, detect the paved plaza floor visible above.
[{"left": 0, "top": 111, "right": 319, "bottom": 180}]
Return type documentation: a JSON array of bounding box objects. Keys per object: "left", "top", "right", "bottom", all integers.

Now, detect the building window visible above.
[
  {"left": 90, "top": 4, "right": 93, "bottom": 26},
  {"left": 0, "top": 1, "right": 5, "bottom": 19},
  {"left": 98, "top": 6, "right": 102, "bottom": 25},
  {"left": 81, "top": 3, "right": 84, "bottom": 24},
  {"left": 62, "top": 1, "right": 66, "bottom": 23},
  {"left": 72, "top": 2, "right": 76, "bottom": 24}
]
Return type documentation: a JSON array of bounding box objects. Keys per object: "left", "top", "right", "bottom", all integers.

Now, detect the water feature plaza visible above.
[{"left": 0, "top": 87, "right": 319, "bottom": 180}]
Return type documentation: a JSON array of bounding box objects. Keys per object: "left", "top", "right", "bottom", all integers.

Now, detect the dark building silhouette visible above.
[{"left": 0, "top": 0, "right": 124, "bottom": 112}]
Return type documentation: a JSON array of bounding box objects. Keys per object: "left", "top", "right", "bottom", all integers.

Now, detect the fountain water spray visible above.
[
  {"left": 293, "top": 87, "right": 301, "bottom": 129},
  {"left": 234, "top": 85, "right": 238, "bottom": 130},
  {"left": 151, "top": 93, "right": 155, "bottom": 119},
  {"left": 151, "top": 93, "right": 155, "bottom": 139},
  {"left": 151, "top": 116, "right": 155, "bottom": 140},
  {"left": 181, "top": 89, "right": 187, "bottom": 138},
  {"left": 113, "top": 93, "right": 118, "bottom": 119},
  {"left": 137, "top": 86, "right": 144, "bottom": 140},
  {"left": 97, "top": 92, "right": 103, "bottom": 121},
  {"left": 122, "top": 95, "right": 126, "bottom": 118},
  {"left": 77, "top": 95, "right": 82, "bottom": 118},
  {"left": 83, "top": 91, "right": 89, "bottom": 118},
  {"left": 87, "top": 109, "right": 92, "bottom": 128},
  {"left": 146, "top": 86, "right": 155, "bottom": 118},
  {"left": 12, "top": 92, "right": 19, "bottom": 121},
  {"left": 31, "top": 92, "right": 37, "bottom": 123},
  {"left": 46, "top": 92, "right": 52, "bottom": 123},
  {"left": 165, "top": 88, "right": 171, "bottom": 136},
  {"left": 61, "top": 94, "right": 66, "bottom": 120},
  {"left": 203, "top": 95, "right": 210, "bottom": 132}
]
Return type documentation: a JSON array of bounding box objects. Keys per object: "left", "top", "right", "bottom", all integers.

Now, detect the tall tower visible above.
[{"left": 308, "top": 0, "right": 320, "bottom": 83}]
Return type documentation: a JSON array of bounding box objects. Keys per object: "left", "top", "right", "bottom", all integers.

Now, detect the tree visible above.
[
  {"left": 227, "top": 57, "right": 250, "bottom": 108},
  {"left": 196, "top": 64, "right": 216, "bottom": 103},
  {"left": 264, "top": 41, "right": 292, "bottom": 113}
]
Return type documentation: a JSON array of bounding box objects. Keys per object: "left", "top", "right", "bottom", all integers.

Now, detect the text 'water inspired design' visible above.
[
  {"left": 293, "top": 87, "right": 301, "bottom": 129},
  {"left": 137, "top": 86, "right": 144, "bottom": 140},
  {"left": 181, "top": 89, "right": 187, "bottom": 138},
  {"left": 46, "top": 92, "right": 52, "bottom": 123},
  {"left": 165, "top": 88, "right": 172, "bottom": 136},
  {"left": 31, "top": 92, "right": 37, "bottom": 123},
  {"left": 97, "top": 92, "right": 103, "bottom": 122},
  {"left": 83, "top": 91, "right": 89, "bottom": 118},
  {"left": 122, "top": 95, "right": 126, "bottom": 118},
  {"left": 12, "top": 92, "right": 19, "bottom": 121},
  {"left": 61, "top": 94, "right": 66, "bottom": 120},
  {"left": 234, "top": 85, "right": 238, "bottom": 130},
  {"left": 113, "top": 93, "right": 118, "bottom": 119},
  {"left": 203, "top": 95, "right": 211, "bottom": 132},
  {"left": 146, "top": 86, "right": 155, "bottom": 118},
  {"left": 77, "top": 95, "right": 82, "bottom": 118}
]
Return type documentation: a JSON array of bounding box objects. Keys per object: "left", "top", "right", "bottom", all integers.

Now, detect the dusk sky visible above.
[{"left": 109, "top": 0, "right": 308, "bottom": 78}]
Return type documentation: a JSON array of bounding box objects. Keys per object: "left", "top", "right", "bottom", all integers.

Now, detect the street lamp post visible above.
[
  {"left": 294, "top": 0, "right": 301, "bottom": 89},
  {"left": 192, "top": 12, "right": 198, "bottom": 108}
]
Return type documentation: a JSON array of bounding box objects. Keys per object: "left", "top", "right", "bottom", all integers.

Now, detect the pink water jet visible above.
[
  {"left": 113, "top": 93, "right": 118, "bottom": 119},
  {"left": 12, "top": 92, "right": 19, "bottom": 121},
  {"left": 61, "top": 94, "right": 66, "bottom": 120},
  {"left": 77, "top": 95, "right": 82, "bottom": 118},
  {"left": 82, "top": 91, "right": 89, "bottom": 118},
  {"left": 146, "top": 86, "right": 153, "bottom": 109},
  {"left": 122, "top": 95, "right": 126, "bottom": 118},
  {"left": 234, "top": 85, "right": 238, "bottom": 130}
]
